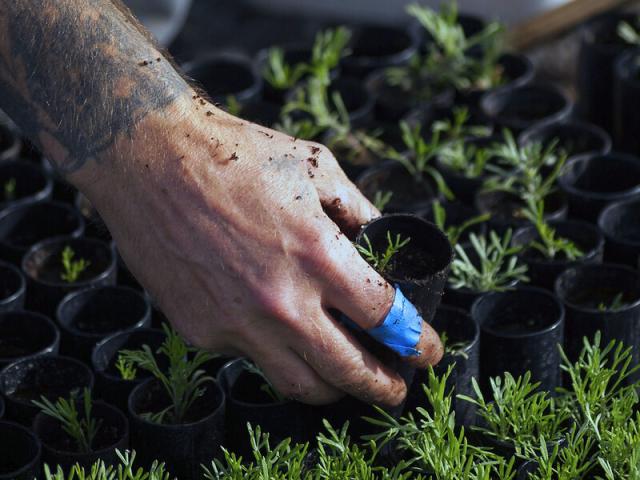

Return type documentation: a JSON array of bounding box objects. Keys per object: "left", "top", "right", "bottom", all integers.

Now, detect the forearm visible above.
[{"left": 0, "top": 0, "right": 194, "bottom": 188}]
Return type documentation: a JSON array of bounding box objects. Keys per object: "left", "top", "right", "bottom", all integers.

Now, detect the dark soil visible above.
[
  {"left": 386, "top": 246, "right": 439, "bottom": 282},
  {"left": 485, "top": 309, "right": 552, "bottom": 335},
  {"left": 0, "top": 338, "right": 31, "bottom": 358},
  {"left": 48, "top": 421, "right": 120, "bottom": 454},
  {"left": 135, "top": 380, "right": 219, "bottom": 424},
  {"left": 231, "top": 370, "right": 278, "bottom": 405},
  {"left": 569, "top": 287, "right": 638, "bottom": 310}
]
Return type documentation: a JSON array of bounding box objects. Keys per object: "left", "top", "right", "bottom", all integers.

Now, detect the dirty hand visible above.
[{"left": 0, "top": 0, "right": 442, "bottom": 407}]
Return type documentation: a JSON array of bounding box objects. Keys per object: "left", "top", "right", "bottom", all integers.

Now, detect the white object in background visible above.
[
  {"left": 125, "top": 0, "right": 193, "bottom": 46},
  {"left": 243, "top": 0, "right": 570, "bottom": 25}
]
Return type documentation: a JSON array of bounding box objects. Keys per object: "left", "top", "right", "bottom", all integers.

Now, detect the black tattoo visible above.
[{"left": 0, "top": 0, "right": 189, "bottom": 174}]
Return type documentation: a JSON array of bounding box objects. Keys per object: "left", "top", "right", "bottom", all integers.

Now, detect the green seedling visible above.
[
  {"left": 356, "top": 231, "right": 410, "bottom": 275},
  {"left": 115, "top": 353, "right": 137, "bottom": 381},
  {"left": 459, "top": 373, "right": 571, "bottom": 452},
  {"left": 432, "top": 199, "right": 490, "bottom": 245},
  {"left": 241, "top": 360, "right": 284, "bottom": 403},
  {"left": 119, "top": 324, "right": 216, "bottom": 424},
  {"left": 522, "top": 199, "right": 583, "bottom": 261},
  {"left": 43, "top": 451, "right": 170, "bottom": 480},
  {"left": 598, "top": 293, "right": 626, "bottom": 312},
  {"left": 448, "top": 230, "right": 528, "bottom": 293},
  {"left": 60, "top": 246, "right": 91, "bottom": 283},
  {"left": 372, "top": 190, "right": 393, "bottom": 212},
  {"left": 33, "top": 388, "right": 101, "bottom": 454},
  {"left": 619, "top": 18, "right": 640, "bottom": 45},
  {"left": 440, "top": 331, "right": 469, "bottom": 359},
  {"left": 4, "top": 177, "right": 16, "bottom": 200}
]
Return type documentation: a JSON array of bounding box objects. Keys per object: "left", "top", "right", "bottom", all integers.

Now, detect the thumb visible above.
[{"left": 304, "top": 142, "right": 379, "bottom": 237}]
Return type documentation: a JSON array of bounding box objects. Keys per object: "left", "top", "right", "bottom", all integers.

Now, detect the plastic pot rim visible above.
[
  {"left": 598, "top": 198, "right": 640, "bottom": 248},
  {"left": 471, "top": 286, "right": 565, "bottom": 339},
  {"left": 0, "top": 420, "right": 42, "bottom": 480},
  {"left": 0, "top": 310, "right": 60, "bottom": 364},
  {"left": 0, "top": 260, "right": 25, "bottom": 308},
  {"left": 56, "top": 285, "right": 151, "bottom": 340},
  {"left": 554, "top": 262, "right": 640, "bottom": 314}
]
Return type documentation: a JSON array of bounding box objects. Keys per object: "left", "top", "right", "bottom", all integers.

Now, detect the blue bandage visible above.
[{"left": 342, "top": 286, "right": 423, "bottom": 357}]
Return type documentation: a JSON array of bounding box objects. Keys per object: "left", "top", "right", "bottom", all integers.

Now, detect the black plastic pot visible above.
[
  {"left": 0, "top": 260, "right": 25, "bottom": 312},
  {"left": 0, "top": 395, "right": 3, "bottom": 418},
  {"left": 0, "top": 124, "right": 21, "bottom": 162},
  {"left": 365, "top": 68, "right": 454, "bottom": 122},
  {"left": 0, "top": 355, "right": 94, "bottom": 425},
  {"left": 356, "top": 214, "right": 452, "bottom": 323},
  {"left": 511, "top": 220, "right": 604, "bottom": 290},
  {"left": 474, "top": 189, "right": 568, "bottom": 235},
  {"left": 456, "top": 53, "right": 535, "bottom": 111},
  {"left": 356, "top": 160, "right": 438, "bottom": 213},
  {"left": 0, "top": 160, "right": 53, "bottom": 210},
  {"left": 558, "top": 152, "right": 640, "bottom": 222},
  {"left": 183, "top": 52, "right": 262, "bottom": 105},
  {"left": 128, "top": 377, "right": 225, "bottom": 479},
  {"left": 57, "top": 286, "right": 151, "bottom": 363},
  {"left": 598, "top": 198, "right": 640, "bottom": 268},
  {"left": 0, "top": 201, "right": 85, "bottom": 265},
  {"left": 0, "top": 421, "right": 41, "bottom": 480},
  {"left": 555, "top": 263, "right": 640, "bottom": 383},
  {"left": 92, "top": 328, "right": 166, "bottom": 413},
  {"left": 480, "top": 83, "right": 573, "bottom": 134},
  {"left": 577, "top": 13, "right": 637, "bottom": 132},
  {"left": 217, "top": 358, "right": 316, "bottom": 455},
  {"left": 33, "top": 401, "right": 128, "bottom": 472},
  {"left": 0, "top": 311, "right": 59, "bottom": 368},
  {"left": 237, "top": 100, "right": 281, "bottom": 127},
  {"left": 21, "top": 236, "right": 117, "bottom": 316},
  {"left": 329, "top": 77, "right": 375, "bottom": 128},
  {"left": 341, "top": 24, "right": 420, "bottom": 76},
  {"left": 407, "top": 306, "right": 479, "bottom": 426},
  {"left": 434, "top": 134, "right": 504, "bottom": 205},
  {"left": 471, "top": 287, "right": 564, "bottom": 394},
  {"left": 519, "top": 120, "right": 612, "bottom": 159},
  {"left": 614, "top": 48, "right": 640, "bottom": 154}
]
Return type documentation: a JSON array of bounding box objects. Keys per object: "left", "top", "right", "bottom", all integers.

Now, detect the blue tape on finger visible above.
[
  {"left": 368, "top": 287, "right": 423, "bottom": 357},
  {"left": 341, "top": 286, "right": 423, "bottom": 357}
]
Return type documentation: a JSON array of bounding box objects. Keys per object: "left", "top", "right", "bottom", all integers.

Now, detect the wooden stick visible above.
[{"left": 508, "top": 0, "right": 636, "bottom": 50}]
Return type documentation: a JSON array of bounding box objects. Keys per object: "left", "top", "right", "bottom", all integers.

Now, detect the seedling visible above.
[
  {"left": 33, "top": 388, "right": 101, "bottom": 454},
  {"left": 356, "top": 231, "right": 410, "bottom": 275},
  {"left": 3, "top": 177, "right": 15, "bottom": 200},
  {"left": 448, "top": 230, "right": 528, "bottom": 292},
  {"left": 241, "top": 360, "right": 284, "bottom": 403},
  {"left": 60, "top": 246, "right": 91, "bottom": 283},
  {"left": 522, "top": 199, "right": 584, "bottom": 261},
  {"left": 402, "top": 2, "right": 505, "bottom": 91},
  {"left": 119, "top": 324, "right": 216, "bottom": 424},
  {"left": 440, "top": 331, "right": 469, "bottom": 359},
  {"left": 115, "top": 354, "right": 137, "bottom": 381},
  {"left": 372, "top": 190, "right": 393, "bottom": 212},
  {"left": 618, "top": 18, "right": 640, "bottom": 45},
  {"left": 225, "top": 95, "right": 242, "bottom": 116},
  {"left": 432, "top": 200, "right": 490, "bottom": 245},
  {"left": 263, "top": 48, "right": 310, "bottom": 90},
  {"left": 483, "top": 131, "right": 566, "bottom": 208},
  {"left": 438, "top": 139, "right": 494, "bottom": 178},
  {"left": 597, "top": 292, "right": 626, "bottom": 312},
  {"left": 459, "top": 373, "right": 571, "bottom": 452},
  {"left": 43, "top": 451, "right": 170, "bottom": 480}
]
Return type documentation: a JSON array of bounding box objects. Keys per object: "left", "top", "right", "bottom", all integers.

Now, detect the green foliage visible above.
[
  {"left": 372, "top": 190, "right": 393, "bottom": 212},
  {"left": 448, "top": 230, "right": 528, "bottom": 292},
  {"left": 598, "top": 293, "right": 626, "bottom": 312},
  {"left": 459, "top": 373, "right": 570, "bottom": 453},
  {"left": 115, "top": 354, "right": 137, "bottom": 381},
  {"left": 405, "top": 1, "right": 505, "bottom": 91},
  {"left": 356, "top": 232, "right": 410, "bottom": 275},
  {"left": 119, "top": 324, "right": 216, "bottom": 424},
  {"left": 364, "top": 365, "right": 516, "bottom": 479},
  {"left": 263, "top": 48, "right": 310, "bottom": 90},
  {"left": 440, "top": 331, "right": 470, "bottom": 359},
  {"left": 60, "top": 246, "right": 91, "bottom": 283},
  {"left": 225, "top": 95, "right": 242, "bottom": 116},
  {"left": 522, "top": 199, "right": 583, "bottom": 261},
  {"left": 33, "top": 388, "right": 101, "bottom": 454},
  {"left": 43, "top": 451, "right": 170, "bottom": 480},
  {"left": 618, "top": 19, "right": 640, "bottom": 46},
  {"left": 438, "top": 139, "right": 494, "bottom": 179},
  {"left": 483, "top": 131, "right": 566, "bottom": 207},
  {"left": 4, "top": 177, "right": 15, "bottom": 200},
  {"left": 241, "top": 360, "right": 284, "bottom": 403},
  {"left": 432, "top": 200, "right": 490, "bottom": 245}
]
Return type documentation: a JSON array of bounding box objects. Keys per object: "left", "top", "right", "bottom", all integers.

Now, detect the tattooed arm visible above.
[{"left": 0, "top": 0, "right": 442, "bottom": 405}]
